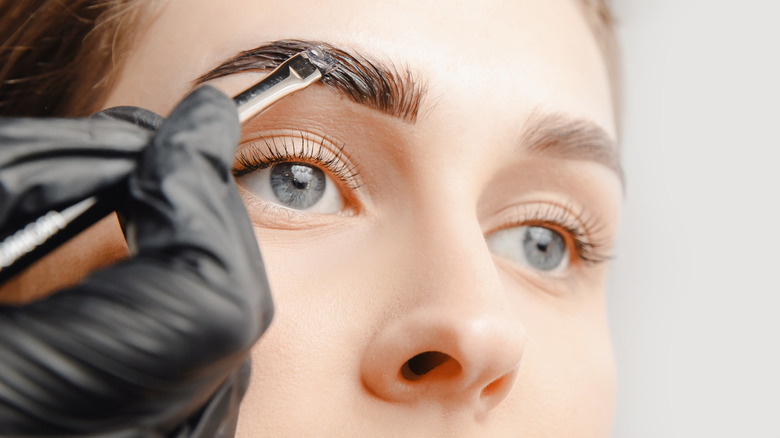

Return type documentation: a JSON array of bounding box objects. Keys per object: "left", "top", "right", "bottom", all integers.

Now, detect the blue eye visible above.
[
  {"left": 270, "top": 163, "right": 326, "bottom": 209},
  {"left": 486, "top": 225, "right": 570, "bottom": 273},
  {"left": 237, "top": 162, "right": 344, "bottom": 213}
]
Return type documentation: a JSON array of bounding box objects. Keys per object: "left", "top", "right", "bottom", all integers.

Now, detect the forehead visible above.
[{"left": 107, "top": 0, "right": 614, "bottom": 135}]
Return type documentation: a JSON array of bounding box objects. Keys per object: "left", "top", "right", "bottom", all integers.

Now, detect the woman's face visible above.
[{"left": 101, "top": 0, "right": 623, "bottom": 435}]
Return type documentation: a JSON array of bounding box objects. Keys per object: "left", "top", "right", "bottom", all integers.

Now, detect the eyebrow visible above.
[
  {"left": 520, "top": 110, "right": 625, "bottom": 186},
  {"left": 197, "top": 39, "right": 623, "bottom": 185},
  {"left": 195, "top": 39, "right": 426, "bottom": 123}
]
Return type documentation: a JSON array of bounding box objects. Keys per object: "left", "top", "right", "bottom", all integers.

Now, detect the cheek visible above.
[
  {"left": 235, "top": 224, "right": 380, "bottom": 432},
  {"left": 247, "top": 223, "right": 382, "bottom": 355},
  {"left": 504, "top": 294, "right": 616, "bottom": 434}
]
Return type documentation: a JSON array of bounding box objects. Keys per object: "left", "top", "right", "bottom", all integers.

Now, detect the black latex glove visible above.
[{"left": 0, "top": 86, "right": 273, "bottom": 437}]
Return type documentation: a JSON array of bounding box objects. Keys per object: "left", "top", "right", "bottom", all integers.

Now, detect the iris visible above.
[
  {"left": 269, "top": 163, "right": 327, "bottom": 209},
  {"left": 522, "top": 226, "right": 566, "bottom": 271}
]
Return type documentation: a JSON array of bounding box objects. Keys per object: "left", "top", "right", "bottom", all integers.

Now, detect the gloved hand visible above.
[{"left": 0, "top": 86, "right": 273, "bottom": 437}]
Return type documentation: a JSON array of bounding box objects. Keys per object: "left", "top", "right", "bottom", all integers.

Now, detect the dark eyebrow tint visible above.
[{"left": 195, "top": 39, "right": 426, "bottom": 123}]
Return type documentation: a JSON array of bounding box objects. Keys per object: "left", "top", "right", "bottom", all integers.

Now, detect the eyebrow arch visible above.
[
  {"left": 194, "top": 39, "right": 426, "bottom": 123},
  {"left": 520, "top": 110, "right": 625, "bottom": 186}
]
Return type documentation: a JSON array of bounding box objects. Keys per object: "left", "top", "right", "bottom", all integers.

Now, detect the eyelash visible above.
[
  {"left": 232, "top": 134, "right": 609, "bottom": 267},
  {"left": 232, "top": 131, "right": 361, "bottom": 191},
  {"left": 500, "top": 202, "right": 611, "bottom": 266}
]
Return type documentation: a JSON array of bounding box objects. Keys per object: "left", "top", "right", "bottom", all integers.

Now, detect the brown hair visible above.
[
  {"left": 0, "top": 0, "right": 149, "bottom": 117},
  {"left": 0, "top": 0, "right": 617, "bottom": 118}
]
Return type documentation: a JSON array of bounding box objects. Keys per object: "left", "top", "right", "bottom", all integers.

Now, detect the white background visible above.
[{"left": 608, "top": 1, "right": 780, "bottom": 436}]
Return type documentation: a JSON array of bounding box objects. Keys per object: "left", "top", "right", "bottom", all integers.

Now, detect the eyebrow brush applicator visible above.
[
  {"left": 233, "top": 47, "right": 337, "bottom": 124},
  {"left": 0, "top": 48, "right": 337, "bottom": 283}
]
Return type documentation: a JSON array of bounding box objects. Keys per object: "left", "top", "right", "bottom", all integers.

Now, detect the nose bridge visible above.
[
  {"left": 404, "top": 181, "right": 496, "bottom": 304},
  {"left": 405, "top": 210, "right": 506, "bottom": 321}
]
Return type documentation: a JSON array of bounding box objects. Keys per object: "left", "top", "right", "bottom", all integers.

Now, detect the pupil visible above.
[{"left": 288, "top": 166, "right": 314, "bottom": 190}]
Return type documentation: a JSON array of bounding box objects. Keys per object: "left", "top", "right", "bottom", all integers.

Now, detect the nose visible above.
[
  {"left": 361, "top": 307, "right": 525, "bottom": 416},
  {"left": 359, "top": 220, "right": 526, "bottom": 417}
]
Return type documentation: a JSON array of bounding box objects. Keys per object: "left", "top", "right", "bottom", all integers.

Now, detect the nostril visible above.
[
  {"left": 401, "top": 351, "right": 452, "bottom": 381},
  {"left": 481, "top": 373, "right": 509, "bottom": 398}
]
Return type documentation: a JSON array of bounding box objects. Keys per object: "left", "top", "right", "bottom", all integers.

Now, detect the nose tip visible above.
[{"left": 361, "top": 310, "right": 525, "bottom": 416}]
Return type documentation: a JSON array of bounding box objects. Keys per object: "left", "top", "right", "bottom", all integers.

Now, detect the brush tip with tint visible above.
[{"left": 302, "top": 46, "right": 338, "bottom": 75}]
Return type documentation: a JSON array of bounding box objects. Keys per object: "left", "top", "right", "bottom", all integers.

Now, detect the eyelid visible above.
[
  {"left": 232, "top": 130, "right": 364, "bottom": 226},
  {"left": 239, "top": 187, "right": 354, "bottom": 226},
  {"left": 235, "top": 187, "right": 357, "bottom": 230},
  {"left": 485, "top": 201, "right": 610, "bottom": 266},
  {"left": 233, "top": 129, "right": 362, "bottom": 190}
]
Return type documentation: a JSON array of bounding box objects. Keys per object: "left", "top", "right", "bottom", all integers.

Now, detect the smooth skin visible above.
[{"left": 13, "top": 0, "right": 623, "bottom": 436}]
